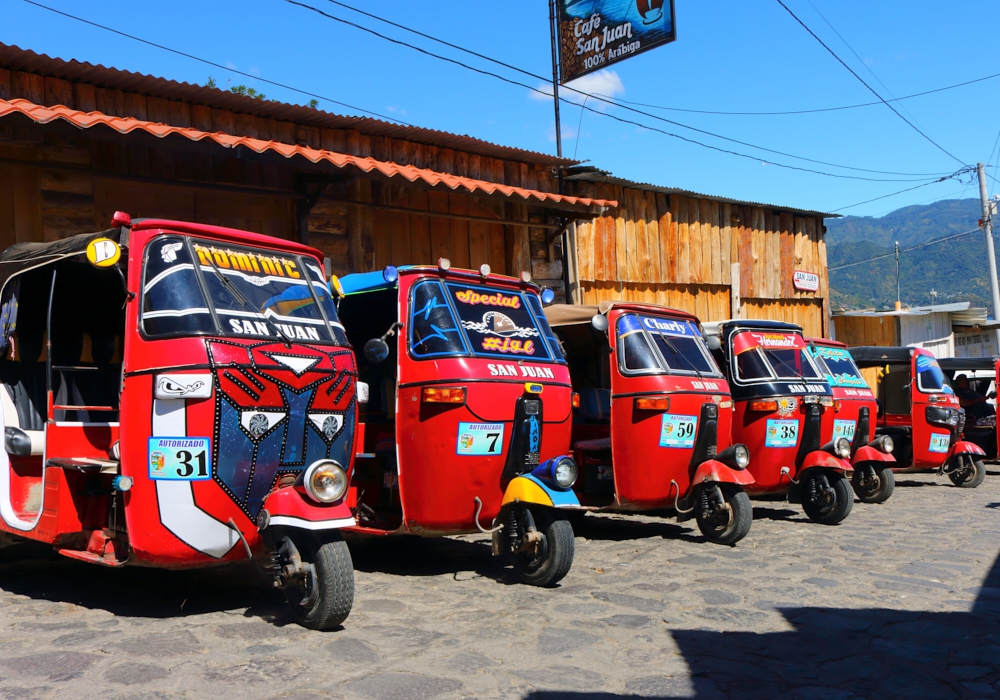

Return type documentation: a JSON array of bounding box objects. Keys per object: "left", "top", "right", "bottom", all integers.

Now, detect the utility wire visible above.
[
  {"left": 830, "top": 173, "right": 972, "bottom": 213},
  {"left": 22, "top": 0, "right": 414, "bottom": 126},
  {"left": 302, "top": 0, "right": 952, "bottom": 179},
  {"left": 775, "top": 0, "right": 966, "bottom": 167},
  {"left": 829, "top": 226, "right": 982, "bottom": 271}
]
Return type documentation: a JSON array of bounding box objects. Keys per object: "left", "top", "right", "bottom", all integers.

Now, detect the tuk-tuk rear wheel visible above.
[
  {"left": 510, "top": 507, "right": 574, "bottom": 587},
  {"left": 284, "top": 534, "right": 355, "bottom": 630},
  {"left": 851, "top": 464, "right": 895, "bottom": 504},
  {"left": 948, "top": 457, "right": 986, "bottom": 488},
  {"left": 695, "top": 484, "right": 752, "bottom": 546},
  {"left": 801, "top": 472, "right": 853, "bottom": 525}
]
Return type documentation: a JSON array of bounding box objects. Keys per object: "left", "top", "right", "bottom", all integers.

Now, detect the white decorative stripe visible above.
[
  {"left": 143, "top": 308, "right": 211, "bottom": 318},
  {"left": 215, "top": 309, "right": 325, "bottom": 325},
  {"left": 143, "top": 263, "right": 196, "bottom": 293},
  {"left": 267, "top": 515, "right": 355, "bottom": 531}
]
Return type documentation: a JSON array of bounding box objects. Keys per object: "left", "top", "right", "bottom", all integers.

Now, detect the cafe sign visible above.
[{"left": 793, "top": 270, "right": 820, "bottom": 292}]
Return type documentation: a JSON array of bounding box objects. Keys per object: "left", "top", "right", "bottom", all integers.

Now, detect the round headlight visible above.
[
  {"left": 872, "top": 435, "right": 894, "bottom": 454},
  {"left": 304, "top": 460, "right": 348, "bottom": 503},
  {"left": 552, "top": 457, "right": 578, "bottom": 489},
  {"left": 733, "top": 444, "right": 750, "bottom": 469},
  {"left": 835, "top": 437, "right": 852, "bottom": 459}
]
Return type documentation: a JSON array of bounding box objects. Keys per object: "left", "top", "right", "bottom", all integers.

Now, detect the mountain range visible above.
[{"left": 825, "top": 198, "right": 997, "bottom": 310}]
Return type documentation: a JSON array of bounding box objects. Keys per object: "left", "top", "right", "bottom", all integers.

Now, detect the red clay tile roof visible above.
[{"left": 0, "top": 98, "right": 617, "bottom": 212}]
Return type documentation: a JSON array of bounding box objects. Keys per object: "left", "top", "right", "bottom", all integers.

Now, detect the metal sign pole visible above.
[{"left": 548, "top": 0, "right": 563, "bottom": 159}]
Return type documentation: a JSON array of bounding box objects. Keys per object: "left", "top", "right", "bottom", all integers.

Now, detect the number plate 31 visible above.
[{"left": 148, "top": 437, "right": 212, "bottom": 480}]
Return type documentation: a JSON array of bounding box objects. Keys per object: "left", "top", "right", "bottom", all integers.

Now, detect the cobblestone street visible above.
[{"left": 0, "top": 471, "right": 997, "bottom": 700}]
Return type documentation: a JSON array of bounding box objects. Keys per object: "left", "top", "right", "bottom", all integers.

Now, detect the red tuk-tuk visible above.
[
  {"left": 545, "top": 302, "right": 754, "bottom": 545},
  {"left": 336, "top": 261, "right": 580, "bottom": 586},
  {"left": 850, "top": 347, "right": 987, "bottom": 487},
  {"left": 703, "top": 321, "right": 855, "bottom": 525},
  {"left": 806, "top": 339, "right": 896, "bottom": 503},
  {"left": 938, "top": 356, "right": 999, "bottom": 461},
  {"left": 0, "top": 216, "right": 358, "bottom": 629}
]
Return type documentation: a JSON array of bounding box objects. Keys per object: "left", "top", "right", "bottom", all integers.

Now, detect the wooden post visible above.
[
  {"left": 731, "top": 262, "right": 742, "bottom": 319},
  {"left": 347, "top": 178, "right": 374, "bottom": 273}
]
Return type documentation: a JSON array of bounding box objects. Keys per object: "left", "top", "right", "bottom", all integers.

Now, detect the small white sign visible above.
[
  {"left": 154, "top": 373, "right": 213, "bottom": 400},
  {"left": 793, "top": 270, "right": 820, "bottom": 292}
]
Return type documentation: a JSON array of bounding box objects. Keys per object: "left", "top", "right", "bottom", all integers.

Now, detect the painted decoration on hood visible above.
[{"left": 732, "top": 330, "right": 806, "bottom": 355}]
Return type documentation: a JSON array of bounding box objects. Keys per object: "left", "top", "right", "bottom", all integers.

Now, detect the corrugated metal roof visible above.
[
  {"left": 833, "top": 302, "right": 977, "bottom": 318},
  {"left": 563, "top": 167, "right": 839, "bottom": 219},
  {"left": 0, "top": 42, "right": 573, "bottom": 167},
  {"left": 0, "top": 98, "right": 616, "bottom": 213}
]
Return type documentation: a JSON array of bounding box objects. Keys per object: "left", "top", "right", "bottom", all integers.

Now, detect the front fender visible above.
[
  {"left": 951, "top": 440, "right": 986, "bottom": 457},
  {"left": 800, "top": 450, "right": 853, "bottom": 475},
  {"left": 262, "top": 486, "right": 355, "bottom": 531},
  {"left": 853, "top": 445, "right": 896, "bottom": 465},
  {"left": 501, "top": 473, "right": 580, "bottom": 508},
  {"left": 691, "top": 459, "right": 756, "bottom": 487}
]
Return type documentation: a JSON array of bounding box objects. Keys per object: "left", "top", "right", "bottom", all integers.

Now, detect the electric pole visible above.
[
  {"left": 894, "top": 241, "right": 901, "bottom": 311},
  {"left": 548, "top": 0, "right": 563, "bottom": 159},
  {"left": 977, "top": 162, "right": 1000, "bottom": 322}
]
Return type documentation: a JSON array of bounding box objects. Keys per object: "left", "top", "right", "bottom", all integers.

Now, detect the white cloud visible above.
[{"left": 529, "top": 69, "right": 625, "bottom": 108}]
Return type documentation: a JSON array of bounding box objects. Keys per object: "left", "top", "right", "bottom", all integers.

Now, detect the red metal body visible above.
[
  {"left": 342, "top": 267, "right": 576, "bottom": 538},
  {"left": 0, "top": 220, "right": 357, "bottom": 568}
]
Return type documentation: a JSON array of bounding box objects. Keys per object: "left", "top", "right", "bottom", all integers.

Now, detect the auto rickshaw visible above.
[
  {"left": 0, "top": 214, "right": 358, "bottom": 629},
  {"left": 544, "top": 302, "right": 754, "bottom": 545},
  {"left": 702, "top": 321, "right": 855, "bottom": 525},
  {"left": 336, "top": 260, "right": 580, "bottom": 586},
  {"left": 850, "top": 346, "right": 987, "bottom": 487},
  {"left": 806, "top": 338, "right": 896, "bottom": 503},
  {"left": 938, "top": 356, "right": 999, "bottom": 460}
]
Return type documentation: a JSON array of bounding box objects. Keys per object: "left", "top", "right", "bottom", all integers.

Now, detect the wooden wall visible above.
[
  {"left": 579, "top": 281, "right": 731, "bottom": 325},
  {"left": 832, "top": 315, "right": 898, "bottom": 347}
]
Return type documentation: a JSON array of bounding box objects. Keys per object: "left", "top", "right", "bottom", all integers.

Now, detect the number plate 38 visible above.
[{"left": 148, "top": 437, "right": 212, "bottom": 480}]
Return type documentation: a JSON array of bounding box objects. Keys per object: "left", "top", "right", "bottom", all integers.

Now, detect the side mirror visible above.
[
  {"left": 364, "top": 338, "right": 390, "bottom": 365},
  {"left": 591, "top": 314, "right": 609, "bottom": 333},
  {"left": 706, "top": 335, "right": 722, "bottom": 351}
]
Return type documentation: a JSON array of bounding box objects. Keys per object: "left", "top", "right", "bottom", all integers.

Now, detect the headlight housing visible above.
[
  {"left": 823, "top": 438, "right": 852, "bottom": 459},
  {"left": 532, "top": 456, "right": 578, "bottom": 490},
  {"left": 870, "top": 435, "right": 894, "bottom": 454},
  {"left": 302, "top": 460, "right": 348, "bottom": 503},
  {"left": 716, "top": 444, "right": 750, "bottom": 470},
  {"left": 926, "top": 405, "right": 959, "bottom": 427}
]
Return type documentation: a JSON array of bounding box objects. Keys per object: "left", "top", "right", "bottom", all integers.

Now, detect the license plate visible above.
[
  {"left": 659, "top": 414, "right": 698, "bottom": 448},
  {"left": 929, "top": 433, "right": 951, "bottom": 453},
  {"left": 148, "top": 437, "right": 212, "bottom": 480},
  {"left": 833, "top": 420, "right": 857, "bottom": 441},
  {"left": 765, "top": 420, "right": 799, "bottom": 448},
  {"left": 457, "top": 422, "right": 505, "bottom": 455}
]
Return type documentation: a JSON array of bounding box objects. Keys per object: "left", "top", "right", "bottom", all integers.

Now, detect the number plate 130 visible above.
[{"left": 148, "top": 437, "right": 212, "bottom": 480}]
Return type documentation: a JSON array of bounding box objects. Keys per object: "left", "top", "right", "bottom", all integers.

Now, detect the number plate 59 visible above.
[{"left": 148, "top": 437, "right": 212, "bottom": 480}]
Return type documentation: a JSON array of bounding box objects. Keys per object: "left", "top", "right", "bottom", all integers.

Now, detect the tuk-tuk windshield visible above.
[
  {"left": 808, "top": 345, "right": 868, "bottom": 388},
  {"left": 141, "top": 236, "right": 347, "bottom": 344},
  {"left": 616, "top": 314, "right": 720, "bottom": 376},
  {"left": 916, "top": 354, "right": 951, "bottom": 393},
  {"left": 732, "top": 330, "right": 821, "bottom": 382},
  {"left": 408, "top": 279, "right": 562, "bottom": 362}
]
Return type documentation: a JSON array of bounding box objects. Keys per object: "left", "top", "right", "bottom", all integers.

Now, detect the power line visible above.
[
  {"left": 287, "top": 0, "right": 954, "bottom": 181},
  {"left": 775, "top": 0, "right": 966, "bottom": 167},
  {"left": 829, "top": 226, "right": 982, "bottom": 271},
  {"left": 22, "top": 0, "right": 414, "bottom": 126},
  {"left": 830, "top": 172, "right": 973, "bottom": 213}
]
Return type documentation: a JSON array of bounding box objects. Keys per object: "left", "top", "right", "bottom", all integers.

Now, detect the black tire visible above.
[
  {"left": 285, "top": 535, "right": 355, "bottom": 630},
  {"left": 949, "top": 457, "right": 986, "bottom": 488},
  {"left": 695, "top": 484, "right": 752, "bottom": 545},
  {"left": 801, "top": 471, "right": 854, "bottom": 525},
  {"left": 851, "top": 463, "right": 895, "bottom": 504},
  {"left": 511, "top": 508, "right": 574, "bottom": 587}
]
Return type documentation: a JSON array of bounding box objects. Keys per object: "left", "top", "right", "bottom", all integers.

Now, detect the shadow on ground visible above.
[
  {"left": 346, "top": 533, "right": 517, "bottom": 584},
  {"left": 524, "top": 550, "right": 1000, "bottom": 699}
]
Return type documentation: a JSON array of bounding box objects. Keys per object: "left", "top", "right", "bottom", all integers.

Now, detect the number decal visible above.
[
  {"left": 486, "top": 433, "right": 501, "bottom": 453},
  {"left": 660, "top": 414, "right": 699, "bottom": 448},
  {"left": 833, "top": 419, "right": 856, "bottom": 441},
  {"left": 149, "top": 437, "right": 212, "bottom": 480},
  {"left": 765, "top": 420, "right": 799, "bottom": 448},
  {"left": 457, "top": 423, "right": 506, "bottom": 455}
]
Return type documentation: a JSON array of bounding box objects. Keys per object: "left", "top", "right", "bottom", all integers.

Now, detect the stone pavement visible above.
[{"left": 0, "top": 471, "right": 998, "bottom": 700}]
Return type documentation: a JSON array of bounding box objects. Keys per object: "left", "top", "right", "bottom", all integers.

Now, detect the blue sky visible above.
[{"left": 3, "top": 0, "right": 997, "bottom": 217}]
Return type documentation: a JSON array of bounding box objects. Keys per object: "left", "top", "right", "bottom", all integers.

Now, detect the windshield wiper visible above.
[
  {"left": 658, "top": 334, "right": 704, "bottom": 382},
  {"left": 760, "top": 346, "right": 807, "bottom": 381},
  {"left": 203, "top": 258, "right": 292, "bottom": 348}
]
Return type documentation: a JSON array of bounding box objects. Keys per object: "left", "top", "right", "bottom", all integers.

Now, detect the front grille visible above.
[
  {"left": 796, "top": 403, "right": 823, "bottom": 463},
  {"left": 689, "top": 402, "right": 719, "bottom": 470},
  {"left": 852, "top": 406, "right": 870, "bottom": 454},
  {"left": 502, "top": 394, "right": 544, "bottom": 481}
]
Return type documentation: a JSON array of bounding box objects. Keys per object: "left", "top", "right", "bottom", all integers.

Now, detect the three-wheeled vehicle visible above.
[
  {"left": 850, "top": 346, "right": 987, "bottom": 487},
  {"left": 336, "top": 260, "right": 580, "bottom": 586},
  {"left": 937, "top": 356, "right": 999, "bottom": 460},
  {"left": 0, "top": 215, "right": 359, "bottom": 629},
  {"left": 544, "top": 302, "right": 754, "bottom": 545},
  {"left": 806, "top": 338, "right": 896, "bottom": 503},
  {"left": 702, "top": 321, "right": 855, "bottom": 525}
]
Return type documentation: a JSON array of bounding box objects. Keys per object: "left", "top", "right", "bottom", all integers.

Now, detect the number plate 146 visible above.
[{"left": 148, "top": 437, "right": 212, "bottom": 480}]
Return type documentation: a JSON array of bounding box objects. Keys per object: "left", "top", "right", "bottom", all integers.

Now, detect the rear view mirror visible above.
[
  {"left": 706, "top": 335, "right": 722, "bottom": 351},
  {"left": 364, "top": 338, "right": 389, "bottom": 365},
  {"left": 591, "top": 314, "right": 609, "bottom": 333}
]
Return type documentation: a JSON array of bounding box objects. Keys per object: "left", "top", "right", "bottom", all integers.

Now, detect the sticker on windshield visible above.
[
  {"left": 659, "top": 414, "right": 698, "bottom": 448},
  {"left": 148, "top": 437, "right": 212, "bottom": 480},
  {"left": 929, "top": 433, "right": 950, "bottom": 453},
  {"left": 765, "top": 419, "right": 799, "bottom": 448},
  {"left": 833, "top": 419, "right": 857, "bottom": 441},
  {"left": 457, "top": 422, "right": 505, "bottom": 455}
]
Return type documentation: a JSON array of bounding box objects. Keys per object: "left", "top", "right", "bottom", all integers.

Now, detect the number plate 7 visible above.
[{"left": 148, "top": 437, "right": 212, "bottom": 480}]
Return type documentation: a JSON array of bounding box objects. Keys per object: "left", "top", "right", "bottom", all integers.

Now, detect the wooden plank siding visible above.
[{"left": 831, "top": 315, "right": 899, "bottom": 348}]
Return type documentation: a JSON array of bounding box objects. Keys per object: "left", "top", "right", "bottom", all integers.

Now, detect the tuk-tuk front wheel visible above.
[
  {"left": 851, "top": 464, "right": 895, "bottom": 504},
  {"left": 507, "top": 506, "right": 574, "bottom": 587},
  {"left": 801, "top": 471, "right": 853, "bottom": 525},
  {"left": 695, "top": 483, "right": 752, "bottom": 546},
  {"left": 282, "top": 533, "right": 355, "bottom": 630},
  {"left": 948, "top": 456, "right": 986, "bottom": 488}
]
